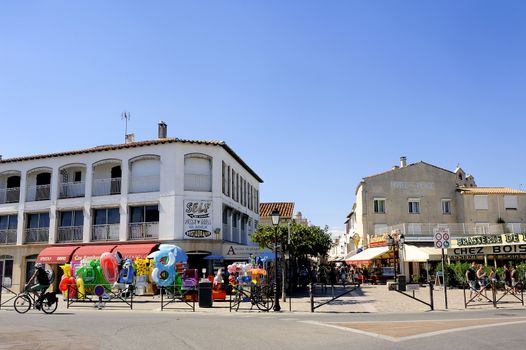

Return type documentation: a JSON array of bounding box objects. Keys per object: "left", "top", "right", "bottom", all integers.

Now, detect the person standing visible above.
[
  {"left": 476, "top": 264, "right": 487, "bottom": 298},
  {"left": 503, "top": 264, "right": 512, "bottom": 292},
  {"left": 511, "top": 265, "right": 519, "bottom": 294},
  {"left": 465, "top": 261, "right": 477, "bottom": 298}
]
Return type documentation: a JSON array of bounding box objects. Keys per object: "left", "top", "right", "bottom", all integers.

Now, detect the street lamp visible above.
[
  {"left": 271, "top": 208, "right": 281, "bottom": 312},
  {"left": 387, "top": 232, "right": 405, "bottom": 279}
]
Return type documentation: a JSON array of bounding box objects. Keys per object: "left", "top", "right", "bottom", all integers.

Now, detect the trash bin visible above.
[
  {"left": 397, "top": 275, "right": 406, "bottom": 292},
  {"left": 198, "top": 280, "right": 213, "bottom": 308}
]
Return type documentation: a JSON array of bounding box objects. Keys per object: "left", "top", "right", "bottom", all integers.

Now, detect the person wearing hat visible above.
[{"left": 26, "top": 263, "right": 50, "bottom": 308}]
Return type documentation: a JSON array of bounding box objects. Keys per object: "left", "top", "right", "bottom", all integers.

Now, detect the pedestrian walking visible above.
[
  {"left": 465, "top": 261, "right": 477, "bottom": 298},
  {"left": 476, "top": 264, "right": 487, "bottom": 298}
]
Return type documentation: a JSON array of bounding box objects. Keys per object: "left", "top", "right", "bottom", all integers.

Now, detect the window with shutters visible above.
[{"left": 184, "top": 154, "right": 212, "bottom": 192}]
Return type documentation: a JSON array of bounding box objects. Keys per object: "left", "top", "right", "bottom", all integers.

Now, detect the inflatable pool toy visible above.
[
  {"left": 76, "top": 277, "right": 85, "bottom": 300},
  {"left": 119, "top": 259, "right": 134, "bottom": 284},
  {"left": 100, "top": 252, "right": 119, "bottom": 283}
]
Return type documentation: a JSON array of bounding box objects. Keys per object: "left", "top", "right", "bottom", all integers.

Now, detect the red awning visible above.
[
  {"left": 37, "top": 246, "right": 80, "bottom": 264},
  {"left": 112, "top": 243, "right": 159, "bottom": 260},
  {"left": 72, "top": 245, "right": 117, "bottom": 262}
]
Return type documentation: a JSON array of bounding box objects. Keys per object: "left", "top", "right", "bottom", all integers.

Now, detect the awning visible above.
[
  {"left": 113, "top": 243, "right": 159, "bottom": 260},
  {"left": 37, "top": 245, "right": 80, "bottom": 264},
  {"left": 345, "top": 246, "right": 390, "bottom": 265},
  {"left": 403, "top": 245, "right": 442, "bottom": 262},
  {"left": 72, "top": 244, "right": 117, "bottom": 262},
  {"left": 203, "top": 255, "right": 224, "bottom": 260}
]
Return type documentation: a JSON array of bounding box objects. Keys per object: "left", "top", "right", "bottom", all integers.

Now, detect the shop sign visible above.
[
  {"left": 456, "top": 233, "right": 526, "bottom": 247},
  {"left": 449, "top": 244, "right": 526, "bottom": 257},
  {"left": 184, "top": 200, "right": 213, "bottom": 239},
  {"left": 222, "top": 244, "right": 266, "bottom": 260}
]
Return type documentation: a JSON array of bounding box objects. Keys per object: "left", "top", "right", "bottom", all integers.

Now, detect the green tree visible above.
[{"left": 251, "top": 222, "right": 333, "bottom": 259}]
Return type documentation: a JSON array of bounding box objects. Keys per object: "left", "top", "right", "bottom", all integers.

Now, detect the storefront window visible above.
[{"left": 0, "top": 255, "right": 14, "bottom": 287}]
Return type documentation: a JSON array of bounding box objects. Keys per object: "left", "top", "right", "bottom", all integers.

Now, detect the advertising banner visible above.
[{"left": 184, "top": 200, "right": 213, "bottom": 239}]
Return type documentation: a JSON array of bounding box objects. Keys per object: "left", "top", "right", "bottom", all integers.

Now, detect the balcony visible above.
[
  {"left": 92, "top": 178, "right": 121, "bottom": 196},
  {"left": 128, "top": 222, "right": 159, "bottom": 240},
  {"left": 57, "top": 226, "right": 83, "bottom": 243},
  {"left": 26, "top": 185, "right": 51, "bottom": 202},
  {"left": 0, "top": 187, "right": 20, "bottom": 204},
  {"left": 378, "top": 223, "right": 526, "bottom": 241},
  {"left": 91, "top": 224, "right": 120, "bottom": 241},
  {"left": 24, "top": 228, "right": 49, "bottom": 244},
  {"left": 129, "top": 175, "right": 160, "bottom": 194},
  {"left": 0, "top": 229, "right": 17, "bottom": 245},
  {"left": 59, "top": 182, "right": 85, "bottom": 199}
]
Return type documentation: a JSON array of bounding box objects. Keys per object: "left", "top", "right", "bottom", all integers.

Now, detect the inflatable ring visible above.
[
  {"left": 59, "top": 276, "right": 70, "bottom": 292},
  {"left": 154, "top": 250, "right": 175, "bottom": 267},
  {"left": 152, "top": 267, "right": 175, "bottom": 287},
  {"left": 100, "top": 252, "right": 119, "bottom": 283}
]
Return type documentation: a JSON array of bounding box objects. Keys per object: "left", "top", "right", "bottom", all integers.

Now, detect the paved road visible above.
[{"left": 1, "top": 306, "right": 526, "bottom": 350}]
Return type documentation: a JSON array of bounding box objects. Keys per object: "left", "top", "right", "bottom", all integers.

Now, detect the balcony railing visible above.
[
  {"left": 0, "top": 187, "right": 20, "bottom": 204},
  {"left": 184, "top": 174, "right": 212, "bottom": 192},
  {"left": 128, "top": 222, "right": 159, "bottom": 240},
  {"left": 59, "top": 182, "right": 85, "bottom": 199},
  {"left": 92, "top": 178, "right": 121, "bottom": 196},
  {"left": 377, "top": 223, "right": 526, "bottom": 241},
  {"left": 57, "top": 226, "right": 83, "bottom": 242},
  {"left": 0, "top": 229, "right": 17, "bottom": 245},
  {"left": 129, "top": 175, "right": 160, "bottom": 194},
  {"left": 26, "top": 184, "right": 51, "bottom": 201},
  {"left": 91, "top": 224, "right": 120, "bottom": 241},
  {"left": 24, "top": 228, "right": 49, "bottom": 243},
  {"left": 222, "top": 224, "right": 230, "bottom": 241}
]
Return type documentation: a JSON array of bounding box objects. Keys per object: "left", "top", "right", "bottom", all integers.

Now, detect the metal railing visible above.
[
  {"left": 184, "top": 174, "right": 212, "bottom": 192},
  {"left": 0, "top": 229, "right": 17, "bottom": 245},
  {"left": 379, "top": 223, "right": 526, "bottom": 241},
  {"left": 0, "top": 187, "right": 20, "bottom": 204},
  {"left": 24, "top": 227, "right": 49, "bottom": 243},
  {"left": 57, "top": 226, "right": 83, "bottom": 242},
  {"left": 59, "top": 181, "right": 85, "bottom": 198},
  {"left": 129, "top": 175, "right": 160, "bottom": 193},
  {"left": 26, "top": 184, "right": 51, "bottom": 201},
  {"left": 92, "top": 178, "right": 121, "bottom": 196},
  {"left": 91, "top": 224, "right": 120, "bottom": 241},
  {"left": 128, "top": 222, "right": 159, "bottom": 240}
]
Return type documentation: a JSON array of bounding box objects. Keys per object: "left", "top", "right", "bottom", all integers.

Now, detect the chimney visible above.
[
  {"left": 158, "top": 121, "right": 167, "bottom": 138},
  {"left": 400, "top": 156, "right": 407, "bottom": 168},
  {"left": 125, "top": 133, "right": 135, "bottom": 144}
]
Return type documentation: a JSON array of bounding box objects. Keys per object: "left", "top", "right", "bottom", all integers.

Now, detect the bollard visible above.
[
  {"left": 309, "top": 282, "right": 314, "bottom": 313},
  {"left": 428, "top": 281, "right": 434, "bottom": 311}
]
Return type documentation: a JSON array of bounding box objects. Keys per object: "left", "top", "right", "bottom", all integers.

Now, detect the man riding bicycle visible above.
[{"left": 25, "top": 263, "right": 50, "bottom": 309}]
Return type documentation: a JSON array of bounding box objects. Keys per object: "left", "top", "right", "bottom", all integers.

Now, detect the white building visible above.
[{"left": 0, "top": 123, "right": 262, "bottom": 291}]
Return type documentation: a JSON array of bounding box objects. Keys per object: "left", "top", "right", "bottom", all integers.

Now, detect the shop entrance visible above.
[{"left": 186, "top": 251, "right": 210, "bottom": 278}]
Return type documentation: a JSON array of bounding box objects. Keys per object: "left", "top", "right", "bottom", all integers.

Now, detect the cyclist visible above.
[{"left": 25, "top": 263, "right": 50, "bottom": 309}]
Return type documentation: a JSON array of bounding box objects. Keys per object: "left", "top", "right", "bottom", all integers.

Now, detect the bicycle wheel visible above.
[
  {"left": 41, "top": 295, "right": 58, "bottom": 314},
  {"left": 14, "top": 294, "right": 32, "bottom": 314},
  {"left": 255, "top": 285, "right": 274, "bottom": 312}
]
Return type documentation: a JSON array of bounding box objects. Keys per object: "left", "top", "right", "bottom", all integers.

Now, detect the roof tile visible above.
[{"left": 259, "top": 202, "right": 295, "bottom": 218}]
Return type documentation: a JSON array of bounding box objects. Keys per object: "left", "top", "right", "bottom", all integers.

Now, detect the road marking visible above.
[{"left": 301, "top": 317, "right": 526, "bottom": 343}]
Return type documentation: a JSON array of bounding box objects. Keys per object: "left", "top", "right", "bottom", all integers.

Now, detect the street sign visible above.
[{"left": 433, "top": 227, "right": 451, "bottom": 249}]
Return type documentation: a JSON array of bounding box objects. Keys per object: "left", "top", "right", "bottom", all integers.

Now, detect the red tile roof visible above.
[
  {"left": 0, "top": 138, "right": 263, "bottom": 183},
  {"left": 259, "top": 202, "right": 295, "bottom": 218},
  {"left": 459, "top": 187, "right": 526, "bottom": 195}
]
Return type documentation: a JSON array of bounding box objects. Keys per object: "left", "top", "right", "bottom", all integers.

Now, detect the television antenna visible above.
[{"left": 121, "top": 111, "right": 131, "bottom": 141}]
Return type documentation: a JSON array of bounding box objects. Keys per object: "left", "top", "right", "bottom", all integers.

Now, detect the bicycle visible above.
[
  {"left": 231, "top": 283, "right": 274, "bottom": 312},
  {"left": 14, "top": 287, "right": 58, "bottom": 314}
]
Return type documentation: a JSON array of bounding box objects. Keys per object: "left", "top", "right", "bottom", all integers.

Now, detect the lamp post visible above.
[
  {"left": 387, "top": 232, "right": 405, "bottom": 279},
  {"left": 271, "top": 208, "right": 281, "bottom": 312}
]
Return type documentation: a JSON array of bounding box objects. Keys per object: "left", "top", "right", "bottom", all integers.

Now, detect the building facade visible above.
[
  {"left": 0, "top": 124, "right": 262, "bottom": 291},
  {"left": 345, "top": 157, "right": 526, "bottom": 247}
]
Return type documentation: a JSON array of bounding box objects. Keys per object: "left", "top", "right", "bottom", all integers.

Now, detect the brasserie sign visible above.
[{"left": 457, "top": 233, "right": 526, "bottom": 247}]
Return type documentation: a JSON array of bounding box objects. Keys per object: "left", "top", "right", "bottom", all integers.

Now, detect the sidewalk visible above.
[{"left": 1, "top": 284, "right": 523, "bottom": 314}]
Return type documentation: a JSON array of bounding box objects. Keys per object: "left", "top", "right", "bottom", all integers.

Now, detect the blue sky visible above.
[{"left": 1, "top": 1, "right": 525, "bottom": 235}]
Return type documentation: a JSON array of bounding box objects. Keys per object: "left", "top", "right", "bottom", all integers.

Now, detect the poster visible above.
[{"left": 184, "top": 200, "right": 213, "bottom": 239}]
